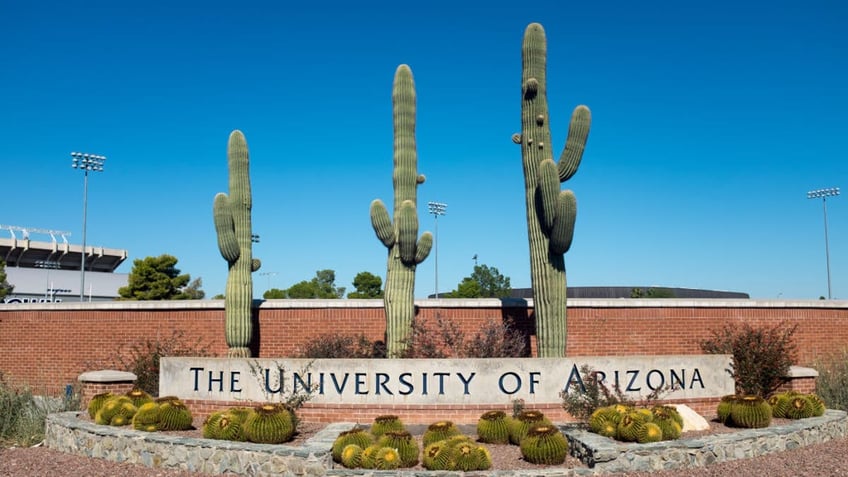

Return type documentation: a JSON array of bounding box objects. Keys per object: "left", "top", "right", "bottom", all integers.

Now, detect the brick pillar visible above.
[
  {"left": 775, "top": 366, "right": 819, "bottom": 395},
  {"left": 78, "top": 370, "right": 137, "bottom": 412}
]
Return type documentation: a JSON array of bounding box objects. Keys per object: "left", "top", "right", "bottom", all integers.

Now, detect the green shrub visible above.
[
  {"left": 0, "top": 374, "right": 80, "bottom": 446},
  {"left": 814, "top": 348, "right": 848, "bottom": 412},
  {"left": 701, "top": 321, "right": 797, "bottom": 396}
]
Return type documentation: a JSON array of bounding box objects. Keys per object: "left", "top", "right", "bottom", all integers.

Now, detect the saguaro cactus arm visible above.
[
  {"left": 558, "top": 106, "right": 591, "bottom": 182},
  {"left": 213, "top": 193, "right": 239, "bottom": 262},
  {"left": 550, "top": 190, "right": 577, "bottom": 255},
  {"left": 415, "top": 231, "right": 433, "bottom": 265},
  {"left": 370, "top": 199, "right": 395, "bottom": 248}
]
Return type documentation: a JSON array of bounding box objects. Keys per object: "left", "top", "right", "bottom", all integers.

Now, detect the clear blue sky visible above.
[{"left": 1, "top": 0, "right": 845, "bottom": 300}]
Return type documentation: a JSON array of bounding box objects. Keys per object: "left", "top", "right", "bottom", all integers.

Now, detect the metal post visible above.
[
  {"left": 71, "top": 152, "right": 106, "bottom": 302},
  {"left": 259, "top": 271, "right": 277, "bottom": 291},
  {"left": 427, "top": 201, "right": 447, "bottom": 298},
  {"left": 807, "top": 187, "right": 840, "bottom": 299}
]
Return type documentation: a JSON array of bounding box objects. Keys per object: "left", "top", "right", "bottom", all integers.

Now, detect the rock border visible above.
[
  {"left": 45, "top": 410, "right": 848, "bottom": 476},
  {"left": 565, "top": 410, "right": 848, "bottom": 474}
]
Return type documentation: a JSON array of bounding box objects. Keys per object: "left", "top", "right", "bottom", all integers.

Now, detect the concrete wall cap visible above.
[
  {"left": 786, "top": 365, "right": 820, "bottom": 378},
  {"left": 78, "top": 370, "right": 137, "bottom": 383}
]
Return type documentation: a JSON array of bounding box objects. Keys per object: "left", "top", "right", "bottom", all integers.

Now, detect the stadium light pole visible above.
[
  {"left": 71, "top": 152, "right": 106, "bottom": 302},
  {"left": 427, "top": 201, "right": 447, "bottom": 298},
  {"left": 259, "top": 271, "right": 277, "bottom": 292},
  {"left": 807, "top": 187, "right": 840, "bottom": 299}
]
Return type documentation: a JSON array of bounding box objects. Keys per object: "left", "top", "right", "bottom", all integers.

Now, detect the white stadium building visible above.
[{"left": 0, "top": 225, "right": 128, "bottom": 303}]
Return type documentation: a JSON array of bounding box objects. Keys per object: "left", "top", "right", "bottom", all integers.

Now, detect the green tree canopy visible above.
[
  {"left": 118, "top": 254, "right": 196, "bottom": 300},
  {"left": 282, "top": 269, "right": 345, "bottom": 299},
  {"left": 263, "top": 288, "right": 286, "bottom": 299},
  {"left": 347, "top": 271, "right": 384, "bottom": 298},
  {"left": 445, "top": 264, "right": 512, "bottom": 298},
  {"left": 0, "top": 259, "right": 13, "bottom": 299},
  {"left": 183, "top": 277, "right": 205, "bottom": 299}
]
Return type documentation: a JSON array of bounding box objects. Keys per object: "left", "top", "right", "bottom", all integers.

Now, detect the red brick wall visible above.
[{"left": 1, "top": 299, "right": 846, "bottom": 397}]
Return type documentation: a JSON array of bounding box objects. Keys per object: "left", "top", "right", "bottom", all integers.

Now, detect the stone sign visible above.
[{"left": 160, "top": 355, "right": 733, "bottom": 405}]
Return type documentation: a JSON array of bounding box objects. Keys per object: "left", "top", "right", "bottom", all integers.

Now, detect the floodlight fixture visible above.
[
  {"left": 71, "top": 151, "right": 107, "bottom": 302},
  {"left": 428, "top": 201, "right": 448, "bottom": 298},
  {"left": 807, "top": 187, "right": 840, "bottom": 299}
]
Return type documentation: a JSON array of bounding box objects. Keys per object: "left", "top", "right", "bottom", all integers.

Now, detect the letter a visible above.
[{"left": 563, "top": 364, "right": 586, "bottom": 393}]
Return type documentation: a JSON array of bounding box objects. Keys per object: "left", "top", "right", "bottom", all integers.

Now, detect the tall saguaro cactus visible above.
[
  {"left": 213, "top": 130, "right": 261, "bottom": 358},
  {"left": 513, "top": 23, "right": 591, "bottom": 357},
  {"left": 370, "top": 64, "right": 433, "bottom": 357}
]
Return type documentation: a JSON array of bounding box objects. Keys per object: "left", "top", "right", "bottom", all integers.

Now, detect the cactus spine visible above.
[
  {"left": 370, "top": 65, "right": 433, "bottom": 357},
  {"left": 514, "top": 23, "right": 590, "bottom": 357},
  {"left": 214, "top": 130, "right": 261, "bottom": 358}
]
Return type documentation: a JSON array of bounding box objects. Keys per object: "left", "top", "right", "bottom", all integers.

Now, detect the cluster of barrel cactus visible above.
[
  {"left": 344, "top": 409, "right": 568, "bottom": 469},
  {"left": 331, "top": 415, "right": 494, "bottom": 471},
  {"left": 769, "top": 392, "right": 826, "bottom": 419},
  {"left": 588, "top": 404, "right": 684, "bottom": 443},
  {"left": 506, "top": 409, "right": 568, "bottom": 464},
  {"left": 201, "top": 403, "right": 296, "bottom": 444},
  {"left": 332, "top": 415, "right": 422, "bottom": 470},
  {"left": 88, "top": 390, "right": 193, "bottom": 432},
  {"left": 718, "top": 392, "right": 826, "bottom": 428}
]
